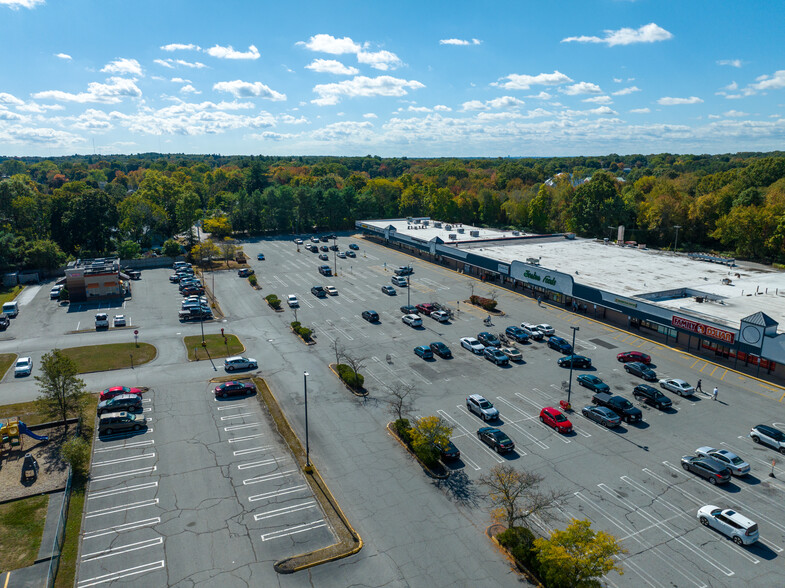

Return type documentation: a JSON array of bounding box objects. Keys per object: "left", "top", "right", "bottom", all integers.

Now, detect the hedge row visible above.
[
  {"left": 336, "top": 363, "right": 364, "bottom": 391},
  {"left": 470, "top": 294, "right": 497, "bottom": 311},
  {"left": 290, "top": 321, "right": 312, "bottom": 341},
  {"left": 265, "top": 294, "right": 281, "bottom": 309},
  {"left": 248, "top": 274, "right": 258, "bottom": 287},
  {"left": 392, "top": 418, "right": 439, "bottom": 468},
  {"left": 496, "top": 527, "right": 544, "bottom": 585}
]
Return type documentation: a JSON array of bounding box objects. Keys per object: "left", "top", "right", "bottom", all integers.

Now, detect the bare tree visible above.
[
  {"left": 384, "top": 381, "right": 418, "bottom": 421},
  {"left": 341, "top": 351, "right": 367, "bottom": 390},
  {"left": 488, "top": 289, "right": 499, "bottom": 302},
  {"left": 479, "top": 464, "right": 569, "bottom": 531},
  {"left": 219, "top": 237, "right": 236, "bottom": 267},
  {"left": 331, "top": 338, "right": 345, "bottom": 367},
  {"left": 468, "top": 281, "right": 475, "bottom": 298}
]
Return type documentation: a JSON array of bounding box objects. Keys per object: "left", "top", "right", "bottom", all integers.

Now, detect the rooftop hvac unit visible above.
[
  {"left": 469, "top": 230, "right": 480, "bottom": 237},
  {"left": 422, "top": 220, "right": 429, "bottom": 226},
  {"left": 434, "top": 221, "right": 442, "bottom": 228},
  {"left": 527, "top": 257, "right": 540, "bottom": 266},
  {"left": 445, "top": 224, "right": 452, "bottom": 230},
  {"left": 449, "top": 233, "right": 457, "bottom": 240},
  {"left": 457, "top": 227, "right": 464, "bottom": 233}
]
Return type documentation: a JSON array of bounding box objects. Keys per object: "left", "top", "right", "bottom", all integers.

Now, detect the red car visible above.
[
  {"left": 415, "top": 303, "right": 436, "bottom": 316},
  {"left": 214, "top": 380, "right": 255, "bottom": 398},
  {"left": 100, "top": 386, "right": 143, "bottom": 401},
  {"left": 539, "top": 407, "right": 573, "bottom": 434},
  {"left": 616, "top": 351, "right": 651, "bottom": 364}
]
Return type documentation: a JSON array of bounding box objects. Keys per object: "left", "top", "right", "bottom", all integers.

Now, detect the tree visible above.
[
  {"left": 331, "top": 338, "right": 345, "bottom": 368},
  {"left": 479, "top": 464, "right": 568, "bottom": 531},
  {"left": 219, "top": 237, "right": 236, "bottom": 266},
  {"left": 384, "top": 381, "right": 417, "bottom": 421},
  {"left": 190, "top": 240, "right": 220, "bottom": 267},
  {"left": 162, "top": 238, "right": 182, "bottom": 258},
  {"left": 117, "top": 240, "right": 141, "bottom": 260},
  {"left": 35, "top": 349, "right": 87, "bottom": 431},
  {"left": 24, "top": 239, "right": 66, "bottom": 270},
  {"left": 409, "top": 415, "right": 452, "bottom": 463},
  {"left": 341, "top": 351, "right": 367, "bottom": 391},
  {"left": 202, "top": 215, "right": 232, "bottom": 238},
  {"left": 534, "top": 519, "right": 625, "bottom": 588},
  {"left": 60, "top": 436, "right": 91, "bottom": 477}
]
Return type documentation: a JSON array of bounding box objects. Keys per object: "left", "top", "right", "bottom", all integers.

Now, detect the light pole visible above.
[
  {"left": 567, "top": 326, "right": 580, "bottom": 407},
  {"left": 407, "top": 273, "right": 411, "bottom": 307},
  {"left": 673, "top": 225, "right": 682, "bottom": 252},
  {"left": 303, "top": 371, "right": 310, "bottom": 468}
]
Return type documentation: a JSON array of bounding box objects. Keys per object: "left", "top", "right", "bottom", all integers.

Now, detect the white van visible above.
[
  {"left": 2, "top": 301, "right": 19, "bottom": 317},
  {"left": 391, "top": 276, "right": 408, "bottom": 287}
]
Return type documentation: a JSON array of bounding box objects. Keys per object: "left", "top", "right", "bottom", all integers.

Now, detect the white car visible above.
[
  {"left": 95, "top": 313, "right": 109, "bottom": 329},
  {"left": 697, "top": 505, "right": 759, "bottom": 546},
  {"left": 659, "top": 378, "right": 695, "bottom": 396},
  {"left": 460, "top": 337, "right": 485, "bottom": 354},
  {"left": 337, "top": 252, "right": 346, "bottom": 259},
  {"left": 402, "top": 314, "right": 422, "bottom": 327},
  {"left": 294, "top": 238, "right": 303, "bottom": 245},
  {"left": 50, "top": 285, "right": 63, "bottom": 299},
  {"left": 15, "top": 356, "right": 33, "bottom": 377},
  {"left": 113, "top": 315, "right": 126, "bottom": 327},
  {"left": 696, "top": 447, "right": 750, "bottom": 476},
  {"left": 500, "top": 347, "right": 523, "bottom": 362},
  {"left": 520, "top": 323, "right": 544, "bottom": 340},
  {"left": 430, "top": 310, "right": 449, "bottom": 323},
  {"left": 325, "top": 286, "right": 338, "bottom": 296},
  {"left": 287, "top": 294, "right": 299, "bottom": 307},
  {"left": 535, "top": 324, "right": 554, "bottom": 336},
  {"left": 224, "top": 356, "right": 258, "bottom": 371}
]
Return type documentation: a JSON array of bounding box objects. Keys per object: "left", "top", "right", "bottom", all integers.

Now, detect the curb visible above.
[
  {"left": 289, "top": 327, "right": 316, "bottom": 346},
  {"left": 488, "top": 529, "right": 545, "bottom": 586},
  {"left": 386, "top": 422, "right": 450, "bottom": 479},
  {"left": 328, "top": 363, "right": 368, "bottom": 397}
]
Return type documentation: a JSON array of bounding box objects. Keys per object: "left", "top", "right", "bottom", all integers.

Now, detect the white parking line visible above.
[
  {"left": 254, "top": 501, "right": 317, "bottom": 521},
  {"left": 237, "top": 457, "right": 279, "bottom": 469},
  {"left": 81, "top": 537, "right": 163, "bottom": 562},
  {"left": 88, "top": 482, "right": 158, "bottom": 499},
  {"left": 248, "top": 484, "right": 307, "bottom": 502},
  {"left": 261, "top": 520, "right": 326, "bottom": 542},
  {"left": 76, "top": 560, "right": 165, "bottom": 587},
  {"left": 92, "top": 453, "right": 156, "bottom": 467},
  {"left": 496, "top": 400, "right": 549, "bottom": 450},
  {"left": 233, "top": 446, "right": 272, "bottom": 457},
  {"left": 86, "top": 499, "right": 159, "bottom": 519},
  {"left": 720, "top": 440, "right": 785, "bottom": 478},
  {"left": 326, "top": 319, "right": 353, "bottom": 341},
  {"left": 216, "top": 403, "right": 247, "bottom": 411},
  {"left": 220, "top": 412, "right": 256, "bottom": 421},
  {"left": 91, "top": 466, "right": 156, "bottom": 482},
  {"left": 440, "top": 409, "right": 506, "bottom": 462},
  {"left": 502, "top": 395, "right": 570, "bottom": 444},
  {"left": 94, "top": 439, "right": 154, "bottom": 453},
  {"left": 312, "top": 322, "right": 336, "bottom": 343},
  {"left": 83, "top": 518, "right": 160, "bottom": 540},
  {"left": 228, "top": 433, "right": 265, "bottom": 443},
  {"left": 224, "top": 423, "right": 260, "bottom": 431},
  {"left": 243, "top": 470, "right": 295, "bottom": 486},
  {"left": 273, "top": 276, "right": 288, "bottom": 288}
]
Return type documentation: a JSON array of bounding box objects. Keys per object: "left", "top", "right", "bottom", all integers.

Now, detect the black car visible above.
[
  {"left": 576, "top": 374, "right": 609, "bottom": 393},
  {"left": 346, "top": 251, "right": 356, "bottom": 258},
  {"left": 436, "top": 440, "right": 460, "bottom": 460},
  {"left": 505, "top": 326, "right": 529, "bottom": 343},
  {"left": 214, "top": 380, "right": 256, "bottom": 398},
  {"left": 477, "top": 332, "right": 501, "bottom": 347},
  {"left": 557, "top": 354, "right": 592, "bottom": 368},
  {"left": 361, "top": 310, "right": 379, "bottom": 322},
  {"left": 349, "top": 243, "right": 360, "bottom": 250},
  {"left": 400, "top": 305, "right": 419, "bottom": 315},
  {"left": 311, "top": 285, "right": 327, "bottom": 298},
  {"left": 477, "top": 427, "right": 515, "bottom": 453},
  {"left": 329, "top": 245, "right": 339, "bottom": 251},
  {"left": 318, "top": 253, "right": 329, "bottom": 261},
  {"left": 680, "top": 456, "right": 732, "bottom": 485},
  {"left": 318, "top": 265, "right": 332, "bottom": 276},
  {"left": 625, "top": 361, "right": 657, "bottom": 381},
  {"left": 429, "top": 342, "right": 452, "bottom": 358},
  {"left": 238, "top": 268, "right": 254, "bottom": 277},
  {"left": 633, "top": 384, "right": 673, "bottom": 409},
  {"left": 0, "top": 315, "right": 9, "bottom": 331},
  {"left": 547, "top": 336, "right": 573, "bottom": 354},
  {"left": 320, "top": 245, "right": 329, "bottom": 251}
]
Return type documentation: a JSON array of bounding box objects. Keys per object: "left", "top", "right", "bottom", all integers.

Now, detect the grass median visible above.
[
  {"left": 60, "top": 342, "right": 157, "bottom": 373},
  {"left": 185, "top": 333, "right": 244, "bottom": 361},
  {"left": 0, "top": 494, "right": 48, "bottom": 571},
  {"left": 0, "top": 353, "right": 16, "bottom": 379},
  {"left": 0, "top": 285, "right": 23, "bottom": 306}
]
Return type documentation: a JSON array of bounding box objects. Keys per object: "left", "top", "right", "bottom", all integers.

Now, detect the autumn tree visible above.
[{"left": 409, "top": 416, "right": 452, "bottom": 466}]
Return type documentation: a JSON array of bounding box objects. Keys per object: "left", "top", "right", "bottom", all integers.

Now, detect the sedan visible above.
[
  {"left": 337, "top": 252, "right": 346, "bottom": 259},
  {"left": 484, "top": 347, "right": 509, "bottom": 366},
  {"left": 14, "top": 356, "right": 33, "bottom": 377},
  {"left": 50, "top": 285, "right": 63, "bottom": 299},
  {"left": 500, "top": 347, "right": 522, "bottom": 362},
  {"left": 402, "top": 314, "right": 422, "bottom": 327},
  {"left": 318, "top": 253, "right": 329, "bottom": 261},
  {"left": 346, "top": 251, "right": 356, "bottom": 258},
  {"left": 349, "top": 243, "right": 360, "bottom": 250},
  {"left": 577, "top": 374, "right": 609, "bottom": 393},
  {"left": 214, "top": 380, "right": 256, "bottom": 399},
  {"left": 659, "top": 378, "right": 695, "bottom": 396},
  {"left": 697, "top": 506, "right": 759, "bottom": 546},
  {"left": 325, "top": 286, "right": 338, "bottom": 296},
  {"left": 287, "top": 294, "right": 299, "bottom": 307},
  {"left": 113, "top": 315, "right": 126, "bottom": 327},
  {"left": 400, "top": 305, "right": 419, "bottom": 315},
  {"left": 460, "top": 337, "right": 485, "bottom": 355},
  {"left": 547, "top": 336, "right": 572, "bottom": 354},
  {"left": 477, "top": 332, "right": 501, "bottom": 347},
  {"left": 414, "top": 345, "right": 434, "bottom": 359},
  {"left": 361, "top": 310, "right": 379, "bottom": 322},
  {"left": 535, "top": 323, "right": 555, "bottom": 336},
  {"left": 539, "top": 407, "right": 573, "bottom": 433},
  {"left": 617, "top": 350, "right": 651, "bottom": 364},
  {"left": 505, "top": 326, "right": 530, "bottom": 343},
  {"left": 557, "top": 354, "right": 592, "bottom": 368},
  {"left": 294, "top": 239, "right": 303, "bottom": 245},
  {"left": 581, "top": 405, "right": 621, "bottom": 428},
  {"left": 320, "top": 245, "right": 328, "bottom": 252},
  {"left": 237, "top": 268, "right": 254, "bottom": 277},
  {"left": 624, "top": 361, "right": 657, "bottom": 381},
  {"left": 436, "top": 440, "right": 461, "bottom": 461},
  {"left": 100, "top": 386, "right": 143, "bottom": 402},
  {"left": 695, "top": 447, "right": 750, "bottom": 476},
  {"left": 429, "top": 342, "right": 452, "bottom": 358},
  {"left": 477, "top": 427, "right": 515, "bottom": 453},
  {"left": 382, "top": 285, "right": 397, "bottom": 295},
  {"left": 681, "top": 456, "right": 732, "bottom": 485},
  {"left": 257, "top": 253, "right": 265, "bottom": 260}
]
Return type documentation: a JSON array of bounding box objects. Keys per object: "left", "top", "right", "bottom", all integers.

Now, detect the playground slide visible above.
[{"left": 18, "top": 422, "right": 49, "bottom": 442}]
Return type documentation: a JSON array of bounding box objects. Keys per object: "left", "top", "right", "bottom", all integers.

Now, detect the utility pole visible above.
[
  {"left": 303, "top": 371, "right": 310, "bottom": 468},
  {"left": 407, "top": 273, "right": 411, "bottom": 307},
  {"left": 673, "top": 225, "right": 682, "bottom": 252},
  {"left": 567, "top": 326, "right": 580, "bottom": 407}
]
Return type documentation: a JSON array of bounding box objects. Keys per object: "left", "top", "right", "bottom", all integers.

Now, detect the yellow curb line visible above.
[{"left": 386, "top": 422, "right": 449, "bottom": 479}]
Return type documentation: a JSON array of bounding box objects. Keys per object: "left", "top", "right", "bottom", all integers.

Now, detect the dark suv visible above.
[
  {"left": 633, "top": 384, "right": 672, "bottom": 410},
  {"left": 625, "top": 361, "right": 657, "bottom": 381},
  {"left": 505, "top": 326, "right": 529, "bottom": 343},
  {"left": 311, "top": 285, "right": 327, "bottom": 298},
  {"left": 547, "top": 336, "right": 572, "bottom": 354},
  {"left": 477, "top": 332, "right": 501, "bottom": 347},
  {"left": 361, "top": 310, "right": 380, "bottom": 322}
]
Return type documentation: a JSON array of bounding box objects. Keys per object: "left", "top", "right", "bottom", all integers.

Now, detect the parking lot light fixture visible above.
[
  {"left": 304, "top": 371, "right": 310, "bottom": 468},
  {"left": 567, "top": 326, "right": 580, "bottom": 406},
  {"left": 407, "top": 274, "right": 411, "bottom": 306}
]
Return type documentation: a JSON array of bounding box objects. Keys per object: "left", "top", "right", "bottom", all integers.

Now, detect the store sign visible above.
[
  {"left": 614, "top": 297, "right": 638, "bottom": 309},
  {"left": 671, "top": 315, "right": 736, "bottom": 344},
  {"left": 510, "top": 261, "right": 573, "bottom": 295},
  {"left": 497, "top": 263, "right": 509, "bottom": 275}
]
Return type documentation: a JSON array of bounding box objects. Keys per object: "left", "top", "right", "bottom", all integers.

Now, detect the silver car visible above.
[
  {"left": 581, "top": 405, "right": 621, "bottom": 428},
  {"left": 402, "top": 314, "right": 422, "bottom": 327},
  {"left": 466, "top": 394, "right": 499, "bottom": 421},
  {"left": 224, "top": 356, "right": 258, "bottom": 371},
  {"left": 696, "top": 447, "right": 750, "bottom": 476},
  {"left": 659, "top": 378, "right": 695, "bottom": 396},
  {"left": 697, "top": 505, "right": 759, "bottom": 546}
]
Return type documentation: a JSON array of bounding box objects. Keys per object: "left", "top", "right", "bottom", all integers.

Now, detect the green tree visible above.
[
  {"left": 35, "top": 349, "right": 87, "bottom": 431},
  {"left": 24, "top": 239, "right": 66, "bottom": 270},
  {"left": 570, "top": 172, "right": 627, "bottom": 236},
  {"left": 202, "top": 215, "right": 232, "bottom": 238},
  {"left": 117, "top": 240, "right": 141, "bottom": 260},
  {"left": 409, "top": 416, "right": 452, "bottom": 463},
  {"left": 534, "top": 519, "right": 625, "bottom": 588},
  {"left": 60, "top": 436, "right": 91, "bottom": 477},
  {"left": 162, "top": 239, "right": 182, "bottom": 258}
]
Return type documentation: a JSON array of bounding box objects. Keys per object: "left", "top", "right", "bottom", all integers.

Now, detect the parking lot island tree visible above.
[
  {"left": 534, "top": 519, "right": 625, "bottom": 588},
  {"left": 34, "top": 348, "right": 88, "bottom": 431},
  {"left": 409, "top": 416, "right": 453, "bottom": 467},
  {"left": 340, "top": 352, "right": 367, "bottom": 391},
  {"left": 384, "top": 381, "right": 418, "bottom": 422}
]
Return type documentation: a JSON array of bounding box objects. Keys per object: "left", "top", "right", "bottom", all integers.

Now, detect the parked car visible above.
[
  {"left": 577, "top": 374, "right": 609, "bottom": 393},
  {"left": 391, "top": 276, "right": 408, "bottom": 287},
  {"left": 547, "top": 336, "right": 572, "bottom": 354},
  {"left": 97, "top": 394, "right": 142, "bottom": 416},
  {"left": 346, "top": 250, "right": 356, "bottom": 258},
  {"left": 100, "top": 386, "right": 143, "bottom": 402},
  {"left": 311, "top": 285, "right": 327, "bottom": 298},
  {"left": 14, "top": 356, "right": 33, "bottom": 377},
  {"left": 95, "top": 313, "right": 109, "bottom": 329},
  {"left": 382, "top": 285, "right": 397, "bottom": 296},
  {"left": 632, "top": 384, "right": 672, "bottom": 409},
  {"left": 695, "top": 447, "right": 750, "bottom": 476},
  {"left": 238, "top": 268, "right": 254, "bottom": 277},
  {"left": 681, "top": 456, "right": 731, "bottom": 485},
  {"left": 539, "top": 407, "right": 573, "bottom": 434},
  {"left": 318, "top": 253, "right": 329, "bottom": 261},
  {"left": 113, "top": 314, "right": 126, "bottom": 327},
  {"left": 505, "top": 326, "right": 529, "bottom": 343},
  {"left": 181, "top": 286, "right": 204, "bottom": 296},
  {"left": 460, "top": 337, "right": 485, "bottom": 354},
  {"left": 624, "top": 361, "right": 657, "bottom": 381},
  {"left": 749, "top": 424, "right": 785, "bottom": 454},
  {"left": 592, "top": 393, "right": 643, "bottom": 424},
  {"left": 659, "top": 378, "right": 695, "bottom": 396},
  {"left": 520, "top": 323, "right": 544, "bottom": 340},
  {"left": 287, "top": 294, "right": 299, "bottom": 307},
  {"left": 125, "top": 269, "right": 141, "bottom": 280},
  {"left": 477, "top": 427, "right": 515, "bottom": 453},
  {"left": 617, "top": 351, "right": 652, "bottom": 364},
  {"left": 500, "top": 347, "right": 522, "bottom": 362},
  {"left": 0, "top": 315, "right": 9, "bottom": 330},
  {"left": 294, "top": 238, "right": 303, "bottom": 245},
  {"left": 697, "top": 506, "right": 759, "bottom": 545},
  {"left": 337, "top": 252, "right": 346, "bottom": 259},
  {"left": 466, "top": 394, "right": 499, "bottom": 420},
  {"left": 257, "top": 253, "right": 265, "bottom": 260},
  {"left": 535, "top": 324, "right": 555, "bottom": 336},
  {"left": 50, "top": 285, "right": 63, "bottom": 299},
  {"left": 318, "top": 265, "right": 332, "bottom": 276},
  {"left": 581, "top": 405, "right": 621, "bottom": 428},
  {"left": 435, "top": 439, "right": 461, "bottom": 461},
  {"left": 361, "top": 310, "right": 380, "bottom": 322},
  {"left": 557, "top": 354, "right": 592, "bottom": 368},
  {"left": 320, "top": 245, "right": 329, "bottom": 252},
  {"left": 415, "top": 303, "right": 435, "bottom": 315},
  {"left": 484, "top": 347, "right": 509, "bottom": 366},
  {"left": 429, "top": 342, "right": 452, "bottom": 358},
  {"left": 402, "top": 314, "right": 422, "bottom": 327},
  {"left": 98, "top": 411, "right": 146, "bottom": 436},
  {"left": 477, "top": 332, "right": 501, "bottom": 347},
  {"left": 310, "top": 236, "right": 320, "bottom": 243},
  {"left": 325, "top": 286, "right": 338, "bottom": 296},
  {"left": 169, "top": 273, "right": 183, "bottom": 283},
  {"left": 430, "top": 310, "right": 450, "bottom": 323},
  {"left": 349, "top": 243, "right": 360, "bottom": 250},
  {"left": 400, "top": 305, "right": 419, "bottom": 315},
  {"left": 224, "top": 356, "right": 258, "bottom": 371},
  {"left": 394, "top": 266, "right": 414, "bottom": 276},
  {"left": 214, "top": 380, "right": 256, "bottom": 398},
  {"left": 414, "top": 345, "right": 433, "bottom": 359}
]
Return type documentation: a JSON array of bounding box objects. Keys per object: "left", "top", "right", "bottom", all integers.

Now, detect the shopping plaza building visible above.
[{"left": 356, "top": 218, "right": 785, "bottom": 382}]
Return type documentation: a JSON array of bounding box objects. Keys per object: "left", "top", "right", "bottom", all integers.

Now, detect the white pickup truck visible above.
[{"left": 95, "top": 313, "right": 109, "bottom": 329}]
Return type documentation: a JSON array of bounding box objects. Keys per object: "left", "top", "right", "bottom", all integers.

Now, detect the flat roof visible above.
[{"left": 361, "top": 218, "right": 533, "bottom": 243}]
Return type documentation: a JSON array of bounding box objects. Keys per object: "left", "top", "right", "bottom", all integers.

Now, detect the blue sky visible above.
[{"left": 1, "top": 0, "right": 784, "bottom": 157}]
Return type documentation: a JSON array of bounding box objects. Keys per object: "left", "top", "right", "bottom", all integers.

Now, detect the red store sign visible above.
[{"left": 671, "top": 315, "right": 736, "bottom": 344}]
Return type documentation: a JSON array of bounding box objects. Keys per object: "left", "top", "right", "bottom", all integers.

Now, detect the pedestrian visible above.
[
  {"left": 712, "top": 386, "right": 718, "bottom": 401},
  {"left": 696, "top": 379, "right": 702, "bottom": 393}
]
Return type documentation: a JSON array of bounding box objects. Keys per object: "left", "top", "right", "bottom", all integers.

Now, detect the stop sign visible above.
[{"left": 134, "top": 330, "right": 139, "bottom": 335}]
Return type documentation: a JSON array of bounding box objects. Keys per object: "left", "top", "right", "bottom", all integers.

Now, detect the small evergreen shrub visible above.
[
  {"left": 336, "top": 363, "right": 364, "bottom": 390},
  {"left": 265, "top": 294, "right": 281, "bottom": 309}
]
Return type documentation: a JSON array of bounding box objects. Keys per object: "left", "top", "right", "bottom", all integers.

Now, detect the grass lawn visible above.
[
  {"left": 185, "top": 333, "right": 244, "bottom": 361},
  {"left": 0, "top": 284, "right": 23, "bottom": 306},
  {"left": 0, "top": 353, "right": 17, "bottom": 380},
  {"left": 0, "top": 494, "right": 48, "bottom": 572},
  {"left": 60, "top": 342, "right": 157, "bottom": 373}
]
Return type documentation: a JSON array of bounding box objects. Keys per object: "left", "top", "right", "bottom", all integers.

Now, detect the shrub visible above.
[
  {"left": 336, "top": 363, "right": 364, "bottom": 390},
  {"left": 470, "top": 294, "right": 498, "bottom": 311},
  {"left": 265, "top": 294, "right": 281, "bottom": 309},
  {"left": 413, "top": 444, "right": 439, "bottom": 468},
  {"left": 393, "top": 418, "right": 413, "bottom": 445},
  {"left": 60, "top": 436, "right": 91, "bottom": 478},
  {"left": 497, "top": 527, "right": 541, "bottom": 579},
  {"left": 291, "top": 321, "right": 301, "bottom": 329},
  {"left": 248, "top": 274, "right": 258, "bottom": 287},
  {"left": 290, "top": 322, "right": 312, "bottom": 341}
]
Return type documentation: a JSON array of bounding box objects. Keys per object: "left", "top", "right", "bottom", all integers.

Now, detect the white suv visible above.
[
  {"left": 224, "top": 356, "right": 258, "bottom": 371},
  {"left": 520, "top": 323, "right": 544, "bottom": 341},
  {"left": 697, "top": 505, "right": 759, "bottom": 545},
  {"left": 750, "top": 424, "right": 785, "bottom": 454},
  {"left": 95, "top": 313, "right": 109, "bottom": 329},
  {"left": 466, "top": 394, "right": 499, "bottom": 421}
]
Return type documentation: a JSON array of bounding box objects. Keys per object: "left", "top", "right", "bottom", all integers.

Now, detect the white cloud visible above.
[
  {"left": 205, "top": 44, "right": 260, "bottom": 60},
  {"left": 461, "top": 100, "right": 488, "bottom": 111},
  {"left": 404, "top": 105, "right": 432, "bottom": 113},
  {"left": 33, "top": 77, "right": 142, "bottom": 104},
  {"left": 613, "top": 78, "right": 623, "bottom": 83},
  {"left": 612, "top": 86, "right": 641, "bottom": 96},
  {"left": 0, "top": 92, "right": 24, "bottom": 106},
  {"left": 0, "top": 125, "right": 83, "bottom": 147},
  {"left": 527, "top": 91, "right": 553, "bottom": 100},
  {"left": 279, "top": 114, "right": 308, "bottom": 125},
  {"left": 494, "top": 71, "right": 572, "bottom": 90},
  {"left": 751, "top": 70, "right": 785, "bottom": 91},
  {"left": 0, "top": 107, "right": 25, "bottom": 121},
  {"left": 311, "top": 121, "right": 375, "bottom": 141},
  {"left": 55, "top": 53, "right": 72, "bottom": 60},
  {"left": 717, "top": 59, "right": 742, "bottom": 68},
  {"left": 433, "top": 104, "right": 452, "bottom": 112},
  {"left": 15, "top": 102, "right": 64, "bottom": 112},
  {"left": 562, "top": 23, "right": 673, "bottom": 46},
  {"left": 154, "top": 59, "right": 174, "bottom": 69},
  {"left": 180, "top": 84, "right": 201, "bottom": 94},
  {"left": 311, "top": 75, "right": 424, "bottom": 106},
  {"left": 0, "top": 0, "right": 45, "bottom": 9},
  {"left": 305, "top": 59, "right": 359, "bottom": 75},
  {"left": 583, "top": 95, "right": 613, "bottom": 104},
  {"left": 155, "top": 58, "right": 207, "bottom": 69},
  {"left": 247, "top": 131, "right": 297, "bottom": 142},
  {"left": 101, "top": 58, "right": 143, "bottom": 76},
  {"left": 562, "top": 81, "right": 602, "bottom": 95},
  {"left": 161, "top": 43, "right": 201, "bottom": 52},
  {"left": 723, "top": 109, "right": 749, "bottom": 117},
  {"left": 630, "top": 107, "right": 651, "bottom": 113},
  {"left": 657, "top": 96, "right": 703, "bottom": 105},
  {"left": 463, "top": 96, "right": 525, "bottom": 111},
  {"left": 357, "top": 50, "right": 402, "bottom": 71},
  {"left": 439, "top": 38, "right": 482, "bottom": 46},
  {"left": 171, "top": 77, "right": 191, "bottom": 84},
  {"left": 298, "top": 34, "right": 362, "bottom": 55},
  {"left": 362, "top": 112, "right": 378, "bottom": 118},
  {"left": 213, "top": 80, "right": 286, "bottom": 101}
]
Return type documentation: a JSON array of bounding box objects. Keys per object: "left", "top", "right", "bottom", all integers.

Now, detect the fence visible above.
[{"left": 45, "top": 466, "right": 73, "bottom": 587}]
